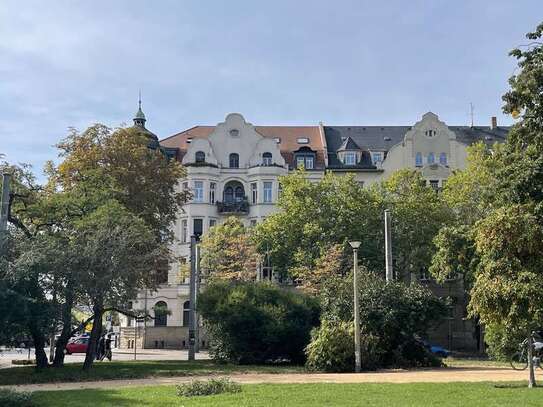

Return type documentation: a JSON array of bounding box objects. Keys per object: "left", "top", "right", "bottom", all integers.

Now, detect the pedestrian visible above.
[
  {"left": 104, "top": 334, "right": 113, "bottom": 361},
  {"left": 97, "top": 335, "right": 105, "bottom": 361}
]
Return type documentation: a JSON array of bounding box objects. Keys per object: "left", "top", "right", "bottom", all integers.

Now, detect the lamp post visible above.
[{"left": 349, "top": 241, "right": 362, "bottom": 373}]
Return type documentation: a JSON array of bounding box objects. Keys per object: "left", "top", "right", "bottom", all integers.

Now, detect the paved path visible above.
[{"left": 3, "top": 367, "right": 534, "bottom": 392}]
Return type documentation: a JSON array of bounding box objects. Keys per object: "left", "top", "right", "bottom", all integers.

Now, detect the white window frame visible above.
[
  {"left": 181, "top": 219, "right": 188, "bottom": 243},
  {"left": 344, "top": 152, "right": 356, "bottom": 165},
  {"left": 263, "top": 181, "right": 273, "bottom": 203},
  {"left": 193, "top": 181, "right": 204, "bottom": 202},
  {"left": 209, "top": 182, "right": 216, "bottom": 204},
  {"left": 251, "top": 182, "right": 258, "bottom": 204},
  {"left": 371, "top": 152, "right": 383, "bottom": 164},
  {"left": 305, "top": 156, "right": 314, "bottom": 169}
]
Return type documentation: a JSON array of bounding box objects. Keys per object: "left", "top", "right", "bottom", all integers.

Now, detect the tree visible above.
[
  {"left": 469, "top": 204, "right": 543, "bottom": 387},
  {"left": 198, "top": 281, "right": 320, "bottom": 364},
  {"left": 369, "top": 169, "right": 451, "bottom": 280},
  {"left": 199, "top": 217, "right": 257, "bottom": 282}
]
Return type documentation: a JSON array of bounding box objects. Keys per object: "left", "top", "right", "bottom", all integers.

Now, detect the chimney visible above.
[{"left": 491, "top": 116, "right": 497, "bottom": 130}]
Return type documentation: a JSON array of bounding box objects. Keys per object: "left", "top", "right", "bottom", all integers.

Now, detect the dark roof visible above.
[
  {"left": 337, "top": 136, "right": 361, "bottom": 151},
  {"left": 324, "top": 125, "right": 510, "bottom": 168}
]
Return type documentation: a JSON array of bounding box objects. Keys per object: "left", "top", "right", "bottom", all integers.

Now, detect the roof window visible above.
[
  {"left": 274, "top": 137, "right": 281, "bottom": 144},
  {"left": 297, "top": 137, "right": 309, "bottom": 144}
]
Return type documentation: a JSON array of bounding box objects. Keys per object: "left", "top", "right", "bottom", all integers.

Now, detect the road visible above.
[{"left": 0, "top": 347, "right": 210, "bottom": 369}]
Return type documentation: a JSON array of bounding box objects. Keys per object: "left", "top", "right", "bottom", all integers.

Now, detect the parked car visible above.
[
  {"left": 429, "top": 344, "right": 450, "bottom": 358},
  {"left": 65, "top": 337, "right": 89, "bottom": 354}
]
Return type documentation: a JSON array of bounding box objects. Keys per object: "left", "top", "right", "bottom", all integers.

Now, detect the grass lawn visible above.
[
  {"left": 31, "top": 382, "right": 543, "bottom": 406},
  {"left": 444, "top": 357, "right": 511, "bottom": 368},
  {"left": 0, "top": 360, "right": 304, "bottom": 386}
]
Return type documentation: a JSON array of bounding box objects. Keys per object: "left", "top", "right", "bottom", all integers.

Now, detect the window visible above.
[
  {"left": 193, "top": 219, "right": 203, "bottom": 240},
  {"left": 251, "top": 182, "right": 258, "bottom": 204},
  {"left": 429, "top": 180, "right": 439, "bottom": 191},
  {"left": 209, "top": 182, "right": 216, "bottom": 204},
  {"left": 371, "top": 152, "right": 383, "bottom": 164},
  {"left": 229, "top": 153, "right": 239, "bottom": 168},
  {"left": 195, "top": 151, "right": 205, "bottom": 163},
  {"left": 250, "top": 219, "right": 257, "bottom": 227},
  {"left": 344, "top": 152, "right": 357, "bottom": 165},
  {"left": 193, "top": 181, "right": 204, "bottom": 202},
  {"left": 439, "top": 152, "right": 447, "bottom": 165},
  {"left": 305, "top": 156, "right": 314, "bottom": 169},
  {"left": 229, "top": 129, "right": 239, "bottom": 137},
  {"left": 415, "top": 152, "right": 423, "bottom": 167},
  {"left": 425, "top": 129, "right": 436, "bottom": 137},
  {"left": 209, "top": 219, "right": 216, "bottom": 229},
  {"left": 296, "top": 156, "right": 305, "bottom": 169},
  {"left": 181, "top": 219, "right": 187, "bottom": 243},
  {"left": 154, "top": 301, "right": 168, "bottom": 327},
  {"left": 274, "top": 137, "right": 281, "bottom": 144},
  {"left": 297, "top": 137, "right": 309, "bottom": 144},
  {"left": 263, "top": 182, "right": 272, "bottom": 203},
  {"left": 182, "top": 301, "right": 190, "bottom": 327},
  {"left": 296, "top": 155, "right": 314, "bottom": 169},
  {"left": 278, "top": 183, "right": 282, "bottom": 199},
  {"left": 427, "top": 152, "right": 435, "bottom": 165},
  {"left": 262, "top": 152, "right": 272, "bottom": 166}
]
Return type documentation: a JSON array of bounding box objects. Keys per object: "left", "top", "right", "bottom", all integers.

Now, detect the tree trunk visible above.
[
  {"left": 528, "top": 334, "right": 537, "bottom": 388},
  {"left": 83, "top": 304, "right": 103, "bottom": 371},
  {"left": 28, "top": 320, "right": 49, "bottom": 369},
  {"left": 53, "top": 289, "right": 75, "bottom": 367}
]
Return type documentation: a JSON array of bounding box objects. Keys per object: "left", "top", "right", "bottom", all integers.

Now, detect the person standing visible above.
[{"left": 104, "top": 334, "right": 113, "bottom": 361}]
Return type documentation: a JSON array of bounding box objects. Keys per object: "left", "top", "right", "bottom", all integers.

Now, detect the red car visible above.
[{"left": 65, "top": 337, "right": 89, "bottom": 354}]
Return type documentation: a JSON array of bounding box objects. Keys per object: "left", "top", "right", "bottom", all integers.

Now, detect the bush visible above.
[
  {"left": 0, "top": 389, "right": 34, "bottom": 406},
  {"left": 306, "top": 321, "right": 384, "bottom": 372},
  {"left": 176, "top": 378, "right": 241, "bottom": 397},
  {"left": 484, "top": 323, "right": 525, "bottom": 361},
  {"left": 198, "top": 281, "right": 320, "bottom": 364},
  {"left": 314, "top": 270, "right": 445, "bottom": 370}
]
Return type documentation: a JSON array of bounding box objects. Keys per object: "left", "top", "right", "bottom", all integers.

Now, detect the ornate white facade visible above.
[{"left": 121, "top": 109, "right": 508, "bottom": 350}]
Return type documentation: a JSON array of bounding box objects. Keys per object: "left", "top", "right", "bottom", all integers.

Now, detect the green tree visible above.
[
  {"left": 200, "top": 217, "right": 257, "bottom": 282},
  {"left": 469, "top": 204, "right": 543, "bottom": 387},
  {"left": 198, "top": 281, "right": 320, "bottom": 364}
]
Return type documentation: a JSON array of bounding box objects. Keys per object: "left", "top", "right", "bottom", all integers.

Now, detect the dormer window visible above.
[
  {"left": 371, "top": 152, "right": 383, "bottom": 165},
  {"left": 425, "top": 129, "right": 437, "bottom": 137},
  {"left": 344, "top": 152, "right": 357, "bottom": 165},
  {"left": 229, "top": 129, "right": 239, "bottom": 137},
  {"left": 195, "top": 151, "right": 205, "bottom": 163},
  {"left": 262, "top": 152, "right": 272, "bottom": 166},
  {"left": 229, "top": 153, "right": 239, "bottom": 168},
  {"left": 274, "top": 137, "right": 281, "bottom": 144}
]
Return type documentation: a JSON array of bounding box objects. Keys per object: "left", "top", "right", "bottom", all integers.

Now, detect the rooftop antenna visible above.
[{"left": 469, "top": 102, "right": 474, "bottom": 127}]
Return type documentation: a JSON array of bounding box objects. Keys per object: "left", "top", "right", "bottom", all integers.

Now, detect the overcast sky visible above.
[{"left": 1, "top": 1, "right": 540, "bottom": 174}]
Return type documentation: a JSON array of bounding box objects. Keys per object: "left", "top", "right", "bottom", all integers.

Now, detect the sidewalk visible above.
[{"left": 2, "top": 367, "right": 533, "bottom": 392}]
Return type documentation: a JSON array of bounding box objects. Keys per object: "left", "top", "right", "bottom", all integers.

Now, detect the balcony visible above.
[{"left": 217, "top": 199, "right": 249, "bottom": 214}]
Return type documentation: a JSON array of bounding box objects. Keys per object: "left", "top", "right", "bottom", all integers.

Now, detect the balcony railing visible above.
[{"left": 217, "top": 199, "right": 249, "bottom": 214}]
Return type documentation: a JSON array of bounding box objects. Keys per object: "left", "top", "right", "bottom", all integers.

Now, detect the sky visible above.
[{"left": 0, "top": 1, "right": 541, "bottom": 175}]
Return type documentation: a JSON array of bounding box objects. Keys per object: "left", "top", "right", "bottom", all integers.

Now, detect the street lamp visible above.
[{"left": 349, "top": 241, "right": 362, "bottom": 373}]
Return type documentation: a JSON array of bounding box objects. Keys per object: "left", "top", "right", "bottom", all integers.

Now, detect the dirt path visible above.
[{"left": 2, "top": 367, "right": 535, "bottom": 392}]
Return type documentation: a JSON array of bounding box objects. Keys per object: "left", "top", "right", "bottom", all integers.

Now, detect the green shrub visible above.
[
  {"left": 176, "top": 378, "right": 241, "bottom": 397},
  {"left": 316, "top": 270, "right": 445, "bottom": 369},
  {"left": 306, "top": 321, "right": 382, "bottom": 372},
  {"left": 198, "top": 281, "right": 320, "bottom": 364},
  {"left": 484, "top": 323, "right": 525, "bottom": 361},
  {"left": 0, "top": 389, "right": 34, "bottom": 406}
]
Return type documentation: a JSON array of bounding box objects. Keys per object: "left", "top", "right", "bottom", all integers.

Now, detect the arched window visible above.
[
  {"left": 439, "top": 152, "right": 447, "bottom": 165},
  {"left": 262, "top": 152, "right": 272, "bottom": 166},
  {"left": 415, "top": 152, "right": 422, "bottom": 167},
  {"left": 182, "top": 301, "right": 190, "bottom": 327},
  {"left": 195, "top": 151, "right": 205, "bottom": 163},
  {"left": 234, "top": 186, "right": 244, "bottom": 202},
  {"left": 224, "top": 186, "right": 234, "bottom": 203},
  {"left": 154, "top": 301, "right": 168, "bottom": 327},
  {"left": 229, "top": 153, "right": 239, "bottom": 168},
  {"left": 427, "top": 152, "right": 435, "bottom": 165}
]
